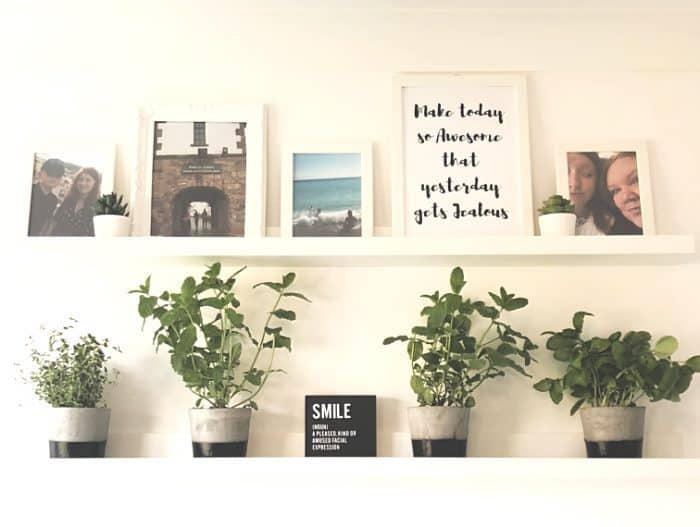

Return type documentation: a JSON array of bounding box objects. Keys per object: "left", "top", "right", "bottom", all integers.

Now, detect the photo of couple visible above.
[
  {"left": 28, "top": 151, "right": 113, "bottom": 237},
  {"left": 564, "top": 149, "right": 650, "bottom": 236}
]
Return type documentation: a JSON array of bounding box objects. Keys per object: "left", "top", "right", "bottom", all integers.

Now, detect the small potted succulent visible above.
[
  {"left": 534, "top": 311, "right": 700, "bottom": 458},
  {"left": 20, "top": 320, "right": 120, "bottom": 458},
  {"left": 383, "top": 267, "right": 537, "bottom": 457},
  {"left": 131, "top": 262, "right": 310, "bottom": 457},
  {"left": 94, "top": 192, "right": 130, "bottom": 237},
  {"left": 537, "top": 194, "right": 576, "bottom": 236}
]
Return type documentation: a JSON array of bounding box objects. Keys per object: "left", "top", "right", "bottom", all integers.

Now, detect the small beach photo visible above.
[{"left": 292, "top": 152, "right": 363, "bottom": 237}]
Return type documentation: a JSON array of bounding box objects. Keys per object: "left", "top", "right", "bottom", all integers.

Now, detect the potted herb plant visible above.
[
  {"left": 21, "top": 320, "right": 120, "bottom": 458},
  {"left": 383, "top": 267, "right": 537, "bottom": 457},
  {"left": 538, "top": 194, "right": 576, "bottom": 236},
  {"left": 93, "top": 192, "right": 130, "bottom": 237},
  {"left": 534, "top": 311, "right": 700, "bottom": 458},
  {"left": 131, "top": 262, "right": 310, "bottom": 457}
]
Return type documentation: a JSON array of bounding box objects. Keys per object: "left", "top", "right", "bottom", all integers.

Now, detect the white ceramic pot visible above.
[
  {"left": 407, "top": 406, "right": 470, "bottom": 457},
  {"left": 579, "top": 406, "right": 645, "bottom": 458},
  {"left": 188, "top": 408, "right": 252, "bottom": 457},
  {"left": 93, "top": 215, "right": 131, "bottom": 237},
  {"left": 538, "top": 212, "right": 576, "bottom": 236},
  {"left": 47, "top": 407, "right": 111, "bottom": 458}
]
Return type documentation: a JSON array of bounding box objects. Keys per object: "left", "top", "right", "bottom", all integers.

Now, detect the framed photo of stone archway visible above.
[{"left": 134, "top": 104, "right": 267, "bottom": 237}]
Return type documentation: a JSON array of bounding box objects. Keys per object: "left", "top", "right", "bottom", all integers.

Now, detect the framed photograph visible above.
[
  {"left": 392, "top": 72, "right": 533, "bottom": 237},
  {"left": 27, "top": 147, "right": 115, "bottom": 237},
  {"left": 281, "top": 143, "right": 373, "bottom": 238},
  {"left": 555, "top": 142, "right": 655, "bottom": 236},
  {"left": 134, "top": 104, "right": 266, "bottom": 237}
]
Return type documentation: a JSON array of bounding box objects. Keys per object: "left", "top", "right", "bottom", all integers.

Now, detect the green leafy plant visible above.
[
  {"left": 130, "top": 263, "right": 310, "bottom": 410},
  {"left": 538, "top": 194, "right": 574, "bottom": 215},
  {"left": 534, "top": 311, "right": 700, "bottom": 415},
  {"left": 95, "top": 192, "right": 129, "bottom": 216},
  {"left": 21, "top": 320, "right": 120, "bottom": 408},
  {"left": 383, "top": 267, "right": 537, "bottom": 407}
]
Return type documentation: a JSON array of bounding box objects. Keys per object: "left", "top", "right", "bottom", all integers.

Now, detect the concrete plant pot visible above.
[
  {"left": 47, "top": 407, "right": 111, "bottom": 458},
  {"left": 580, "top": 406, "right": 645, "bottom": 458},
  {"left": 93, "top": 215, "right": 130, "bottom": 237},
  {"left": 407, "top": 406, "right": 470, "bottom": 457},
  {"left": 188, "top": 408, "right": 252, "bottom": 457},
  {"left": 538, "top": 212, "right": 576, "bottom": 236}
]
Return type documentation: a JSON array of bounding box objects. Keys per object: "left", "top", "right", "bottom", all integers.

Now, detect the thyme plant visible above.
[
  {"left": 383, "top": 267, "right": 537, "bottom": 407},
  {"left": 131, "top": 263, "right": 310, "bottom": 409},
  {"left": 534, "top": 311, "right": 700, "bottom": 415},
  {"left": 22, "top": 320, "right": 120, "bottom": 408}
]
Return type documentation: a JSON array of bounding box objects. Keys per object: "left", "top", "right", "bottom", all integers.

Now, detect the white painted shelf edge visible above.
[{"left": 18, "top": 234, "right": 696, "bottom": 258}]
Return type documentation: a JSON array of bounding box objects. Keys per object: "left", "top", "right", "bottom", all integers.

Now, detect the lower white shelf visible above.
[{"left": 19, "top": 234, "right": 696, "bottom": 266}]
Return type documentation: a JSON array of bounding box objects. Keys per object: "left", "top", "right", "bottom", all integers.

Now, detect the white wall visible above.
[{"left": 3, "top": 2, "right": 700, "bottom": 461}]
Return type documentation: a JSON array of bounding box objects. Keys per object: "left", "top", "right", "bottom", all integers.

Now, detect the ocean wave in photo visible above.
[{"left": 293, "top": 177, "right": 362, "bottom": 237}]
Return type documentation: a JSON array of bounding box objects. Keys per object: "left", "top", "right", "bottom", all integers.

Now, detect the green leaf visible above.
[
  {"left": 467, "top": 358, "right": 487, "bottom": 370},
  {"left": 450, "top": 267, "right": 465, "bottom": 294},
  {"left": 569, "top": 398, "right": 585, "bottom": 415},
  {"left": 533, "top": 378, "right": 553, "bottom": 392},
  {"left": 549, "top": 381, "right": 563, "bottom": 404},
  {"left": 283, "top": 292, "right": 311, "bottom": 303},
  {"left": 181, "top": 276, "right": 196, "bottom": 297},
  {"left": 282, "top": 273, "right": 296, "bottom": 288},
  {"left": 138, "top": 296, "right": 157, "bottom": 318},
  {"left": 225, "top": 309, "right": 244, "bottom": 328},
  {"left": 427, "top": 303, "right": 447, "bottom": 329},
  {"left": 504, "top": 297, "right": 528, "bottom": 311},
  {"left": 272, "top": 309, "right": 296, "bottom": 321},
  {"left": 573, "top": 311, "right": 593, "bottom": 333},
  {"left": 253, "top": 281, "right": 283, "bottom": 292},
  {"left": 685, "top": 356, "right": 700, "bottom": 372},
  {"left": 383, "top": 336, "right": 408, "bottom": 345},
  {"left": 205, "top": 262, "right": 221, "bottom": 278},
  {"left": 590, "top": 338, "right": 610, "bottom": 352},
  {"left": 652, "top": 336, "right": 679, "bottom": 358},
  {"left": 465, "top": 396, "right": 476, "bottom": 408},
  {"left": 553, "top": 348, "right": 574, "bottom": 362},
  {"left": 410, "top": 375, "right": 425, "bottom": 395}
]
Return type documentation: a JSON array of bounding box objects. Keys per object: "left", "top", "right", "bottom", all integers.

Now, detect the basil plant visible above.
[
  {"left": 383, "top": 267, "right": 537, "bottom": 408},
  {"left": 534, "top": 311, "right": 700, "bottom": 415}
]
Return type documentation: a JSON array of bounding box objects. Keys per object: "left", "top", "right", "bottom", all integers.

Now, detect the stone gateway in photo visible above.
[{"left": 150, "top": 121, "right": 247, "bottom": 236}]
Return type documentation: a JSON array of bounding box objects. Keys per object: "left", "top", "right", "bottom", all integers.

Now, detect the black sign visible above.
[{"left": 305, "top": 395, "right": 376, "bottom": 457}]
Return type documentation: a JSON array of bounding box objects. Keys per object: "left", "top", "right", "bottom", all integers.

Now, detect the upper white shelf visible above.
[{"left": 19, "top": 234, "right": 696, "bottom": 266}]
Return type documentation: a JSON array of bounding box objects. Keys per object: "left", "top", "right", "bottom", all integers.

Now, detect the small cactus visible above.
[
  {"left": 95, "top": 192, "right": 129, "bottom": 216},
  {"left": 538, "top": 194, "right": 574, "bottom": 216}
]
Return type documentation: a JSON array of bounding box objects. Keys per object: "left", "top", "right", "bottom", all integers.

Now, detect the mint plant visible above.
[
  {"left": 534, "top": 311, "right": 700, "bottom": 415},
  {"left": 538, "top": 194, "right": 574, "bottom": 215},
  {"left": 22, "top": 320, "right": 120, "bottom": 408},
  {"left": 131, "top": 263, "right": 310, "bottom": 410},
  {"left": 383, "top": 267, "right": 537, "bottom": 407}
]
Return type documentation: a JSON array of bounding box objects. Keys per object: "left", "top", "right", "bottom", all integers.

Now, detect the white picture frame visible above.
[
  {"left": 392, "top": 72, "right": 533, "bottom": 237},
  {"left": 555, "top": 141, "right": 655, "bottom": 236},
  {"left": 26, "top": 144, "right": 116, "bottom": 237},
  {"left": 133, "top": 104, "right": 267, "bottom": 237},
  {"left": 280, "top": 142, "right": 374, "bottom": 238}
]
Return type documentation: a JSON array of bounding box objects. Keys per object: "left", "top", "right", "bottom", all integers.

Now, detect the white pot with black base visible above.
[
  {"left": 538, "top": 213, "right": 576, "bottom": 236},
  {"left": 580, "top": 406, "right": 645, "bottom": 458},
  {"left": 189, "top": 408, "right": 252, "bottom": 457},
  {"left": 93, "top": 215, "right": 130, "bottom": 237},
  {"left": 47, "top": 407, "right": 111, "bottom": 458},
  {"left": 407, "top": 407, "right": 470, "bottom": 457}
]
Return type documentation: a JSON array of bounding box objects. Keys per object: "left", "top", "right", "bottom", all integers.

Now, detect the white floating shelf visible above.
[{"left": 19, "top": 234, "right": 695, "bottom": 266}]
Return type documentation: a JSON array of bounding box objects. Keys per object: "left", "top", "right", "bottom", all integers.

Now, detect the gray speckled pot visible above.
[
  {"left": 188, "top": 408, "right": 252, "bottom": 457},
  {"left": 407, "top": 407, "right": 470, "bottom": 457},
  {"left": 47, "top": 407, "right": 111, "bottom": 458},
  {"left": 580, "top": 406, "right": 645, "bottom": 458}
]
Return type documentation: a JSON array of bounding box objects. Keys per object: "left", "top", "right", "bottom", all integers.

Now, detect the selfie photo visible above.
[{"left": 556, "top": 144, "right": 654, "bottom": 236}]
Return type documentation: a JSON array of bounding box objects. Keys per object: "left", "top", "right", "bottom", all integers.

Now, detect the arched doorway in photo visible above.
[{"left": 172, "top": 186, "right": 230, "bottom": 236}]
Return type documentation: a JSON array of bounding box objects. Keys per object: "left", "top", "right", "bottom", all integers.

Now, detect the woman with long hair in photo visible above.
[
  {"left": 603, "top": 152, "right": 643, "bottom": 235},
  {"left": 44, "top": 167, "right": 102, "bottom": 236},
  {"left": 566, "top": 152, "right": 615, "bottom": 235}
]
